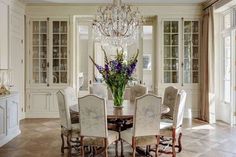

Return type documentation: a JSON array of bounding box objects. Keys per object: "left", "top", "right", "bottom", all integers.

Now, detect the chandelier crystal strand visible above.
[{"left": 93, "top": 0, "right": 143, "bottom": 47}]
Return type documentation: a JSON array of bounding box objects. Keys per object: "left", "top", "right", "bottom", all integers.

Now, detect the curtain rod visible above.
[{"left": 203, "top": 0, "right": 219, "bottom": 10}]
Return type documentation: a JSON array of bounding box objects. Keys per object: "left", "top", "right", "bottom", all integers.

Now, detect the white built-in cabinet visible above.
[
  {"left": 0, "top": 92, "right": 20, "bottom": 147},
  {"left": 0, "top": 0, "right": 9, "bottom": 69},
  {"left": 26, "top": 17, "right": 70, "bottom": 118},
  {"left": 158, "top": 17, "right": 200, "bottom": 118}
]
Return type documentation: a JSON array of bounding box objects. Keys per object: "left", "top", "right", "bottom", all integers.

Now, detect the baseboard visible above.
[
  {"left": 0, "top": 130, "right": 21, "bottom": 147},
  {"left": 25, "top": 112, "right": 59, "bottom": 118}
]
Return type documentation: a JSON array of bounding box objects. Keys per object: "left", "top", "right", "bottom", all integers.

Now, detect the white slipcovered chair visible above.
[
  {"left": 162, "top": 86, "right": 179, "bottom": 120},
  {"left": 79, "top": 95, "right": 119, "bottom": 157},
  {"left": 89, "top": 83, "right": 108, "bottom": 99},
  {"left": 64, "top": 87, "right": 79, "bottom": 123},
  {"left": 120, "top": 94, "right": 162, "bottom": 157},
  {"left": 160, "top": 90, "right": 187, "bottom": 157},
  {"left": 56, "top": 90, "right": 80, "bottom": 156},
  {"left": 130, "top": 84, "right": 148, "bottom": 102}
]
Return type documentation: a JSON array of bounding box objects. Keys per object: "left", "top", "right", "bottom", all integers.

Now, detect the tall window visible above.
[{"left": 223, "top": 36, "right": 231, "bottom": 103}]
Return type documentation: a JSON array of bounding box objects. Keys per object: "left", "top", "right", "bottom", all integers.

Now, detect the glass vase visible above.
[{"left": 111, "top": 86, "right": 125, "bottom": 108}]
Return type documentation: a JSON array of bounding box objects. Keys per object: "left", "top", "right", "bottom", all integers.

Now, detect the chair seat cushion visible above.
[
  {"left": 160, "top": 122, "right": 182, "bottom": 137},
  {"left": 61, "top": 123, "right": 80, "bottom": 137},
  {"left": 120, "top": 128, "right": 158, "bottom": 146},
  {"left": 83, "top": 130, "right": 119, "bottom": 146}
]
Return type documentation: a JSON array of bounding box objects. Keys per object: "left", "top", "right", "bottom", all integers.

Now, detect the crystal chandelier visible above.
[{"left": 92, "top": 0, "right": 143, "bottom": 47}]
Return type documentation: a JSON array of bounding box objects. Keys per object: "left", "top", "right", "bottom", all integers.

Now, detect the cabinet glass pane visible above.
[
  {"left": 53, "top": 72, "right": 59, "bottom": 83},
  {"left": 33, "top": 34, "right": 39, "bottom": 45},
  {"left": 61, "top": 34, "right": 67, "bottom": 45},
  {"left": 61, "top": 72, "right": 67, "bottom": 83},
  {"left": 183, "top": 21, "right": 199, "bottom": 84},
  {"left": 184, "top": 21, "right": 191, "bottom": 33},
  {"left": 61, "top": 21, "right": 67, "bottom": 33},
  {"left": 40, "top": 47, "right": 47, "bottom": 58},
  {"left": 164, "top": 21, "right": 171, "bottom": 33},
  {"left": 33, "top": 47, "right": 39, "bottom": 58},
  {"left": 164, "top": 34, "right": 171, "bottom": 45},
  {"left": 164, "top": 59, "right": 171, "bottom": 70},
  {"left": 192, "top": 34, "right": 199, "bottom": 46},
  {"left": 33, "top": 21, "right": 39, "bottom": 33},
  {"left": 40, "top": 34, "right": 47, "bottom": 45},
  {"left": 61, "top": 47, "right": 67, "bottom": 58},
  {"left": 171, "top": 34, "right": 178, "bottom": 45},
  {"left": 53, "top": 34, "right": 59, "bottom": 45},
  {"left": 164, "top": 72, "right": 171, "bottom": 83},
  {"left": 40, "top": 21, "right": 47, "bottom": 33},
  {"left": 171, "top": 21, "right": 178, "bottom": 33},
  {"left": 192, "top": 21, "right": 199, "bottom": 33},
  {"left": 172, "top": 72, "right": 178, "bottom": 83},
  {"left": 53, "top": 21, "right": 60, "bottom": 33},
  {"left": 164, "top": 46, "right": 170, "bottom": 58}
]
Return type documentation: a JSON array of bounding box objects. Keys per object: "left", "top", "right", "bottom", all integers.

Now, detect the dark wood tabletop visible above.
[{"left": 70, "top": 100, "right": 170, "bottom": 120}]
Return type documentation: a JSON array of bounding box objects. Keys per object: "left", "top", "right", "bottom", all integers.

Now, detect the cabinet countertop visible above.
[{"left": 0, "top": 91, "right": 18, "bottom": 100}]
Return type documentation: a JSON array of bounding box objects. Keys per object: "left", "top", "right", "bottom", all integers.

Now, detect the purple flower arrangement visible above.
[{"left": 90, "top": 48, "right": 139, "bottom": 107}]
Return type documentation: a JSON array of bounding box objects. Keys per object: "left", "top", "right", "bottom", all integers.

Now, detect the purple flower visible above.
[
  {"left": 116, "top": 62, "right": 122, "bottom": 72},
  {"left": 105, "top": 64, "right": 109, "bottom": 72},
  {"left": 96, "top": 65, "right": 103, "bottom": 72}
]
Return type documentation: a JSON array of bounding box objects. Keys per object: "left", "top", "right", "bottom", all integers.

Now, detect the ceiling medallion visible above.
[{"left": 92, "top": 0, "right": 143, "bottom": 47}]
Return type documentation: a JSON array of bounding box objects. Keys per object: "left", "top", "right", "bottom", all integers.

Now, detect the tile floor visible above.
[{"left": 0, "top": 119, "right": 236, "bottom": 157}]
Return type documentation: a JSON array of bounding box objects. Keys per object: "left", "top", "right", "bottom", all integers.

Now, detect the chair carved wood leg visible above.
[
  {"left": 104, "top": 138, "right": 108, "bottom": 157},
  {"left": 81, "top": 136, "right": 84, "bottom": 157},
  {"left": 156, "top": 135, "right": 160, "bottom": 157},
  {"left": 60, "top": 133, "right": 64, "bottom": 153},
  {"left": 172, "top": 130, "right": 176, "bottom": 157},
  {"left": 115, "top": 140, "right": 118, "bottom": 157},
  {"left": 178, "top": 133, "right": 182, "bottom": 152},
  {"left": 121, "top": 139, "right": 124, "bottom": 157},
  {"left": 67, "top": 133, "right": 72, "bottom": 157},
  {"left": 132, "top": 137, "right": 136, "bottom": 157}
]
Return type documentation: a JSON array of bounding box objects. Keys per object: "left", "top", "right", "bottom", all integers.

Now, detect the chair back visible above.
[
  {"left": 133, "top": 94, "right": 162, "bottom": 137},
  {"left": 56, "top": 90, "right": 72, "bottom": 130},
  {"left": 163, "top": 86, "right": 179, "bottom": 119},
  {"left": 173, "top": 90, "right": 187, "bottom": 129},
  {"left": 79, "top": 95, "right": 107, "bottom": 138},
  {"left": 89, "top": 83, "right": 108, "bottom": 99},
  {"left": 130, "top": 84, "right": 148, "bottom": 102},
  {"left": 64, "top": 87, "right": 77, "bottom": 107}
]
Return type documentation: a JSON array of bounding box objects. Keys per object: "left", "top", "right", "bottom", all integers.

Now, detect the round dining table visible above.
[{"left": 70, "top": 100, "right": 170, "bottom": 119}]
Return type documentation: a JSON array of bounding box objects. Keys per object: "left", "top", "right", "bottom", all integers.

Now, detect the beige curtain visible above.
[{"left": 200, "top": 6, "right": 215, "bottom": 123}]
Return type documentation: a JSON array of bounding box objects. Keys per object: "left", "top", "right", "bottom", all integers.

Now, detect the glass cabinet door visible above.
[
  {"left": 163, "top": 21, "right": 179, "bottom": 83},
  {"left": 52, "top": 20, "right": 68, "bottom": 84},
  {"left": 32, "top": 20, "right": 48, "bottom": 84},
  {"left": 183, "top": 20, "right": 199, "bottom": 84}
]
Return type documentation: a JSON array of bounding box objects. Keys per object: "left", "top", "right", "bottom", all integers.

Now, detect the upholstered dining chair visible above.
[
  {"left": 89, "top": 83, "right": 108, "bottom": 99},
  {"left": 162, "top": 86, "right": 179, "bottom": 120},
  {"left": 120, "top": 94, "right": 162, "bottom": 157},
  {"left": 130, "top": 84, "right": 148, "bottom": 102},
  {"left": 79, "top": 95, "right": 119, "bottom": 157},
  {"left": 159, "top": 90, "right": 187, "bottom": 157},
  {"left": 63, "top": 87, "right": 80, "bottom": 123},
  {"left": 56, "top": 90, "right": 80, "bottom": 156}
]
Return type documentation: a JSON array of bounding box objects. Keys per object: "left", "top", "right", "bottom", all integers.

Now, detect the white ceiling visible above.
[{"left": 21, "top": 0, "right": 207, "bottom": 4}]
